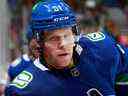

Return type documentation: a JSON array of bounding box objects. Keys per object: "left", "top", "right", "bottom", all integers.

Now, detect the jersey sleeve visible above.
[
  {"left": 77, "top": 32, "right": 120, "bottom": 95},
  {"left": 8, "top": 57, "right": 22, "bottom": 81},
  {"left": 5, "top": 70, "right": 34, "bottom": 96},
  {"left": 8, "top": 54, "right": 31, "bottom": 81}
]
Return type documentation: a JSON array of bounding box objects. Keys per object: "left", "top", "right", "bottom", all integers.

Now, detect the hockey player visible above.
[{"left": 5, "top": 0, "right": 128, "bottom": 96}]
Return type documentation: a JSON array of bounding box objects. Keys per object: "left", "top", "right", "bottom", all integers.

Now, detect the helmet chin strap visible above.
[
  {"left": 33, "top": 31, "right": 41, "bottom": 42},
  {"left": 72, "top": 25, "right": 80, "bottom": 35}
]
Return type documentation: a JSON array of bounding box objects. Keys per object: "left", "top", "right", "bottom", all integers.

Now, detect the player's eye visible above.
[{"left": 49, "top": 36, "right": 59, "bottom": 41}]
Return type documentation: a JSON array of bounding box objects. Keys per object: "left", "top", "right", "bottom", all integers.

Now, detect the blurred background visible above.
[{"left": 0, "top": 0, "right": 128, "bottom": 87}]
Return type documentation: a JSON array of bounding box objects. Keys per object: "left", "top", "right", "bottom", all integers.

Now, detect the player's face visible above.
[{"left": 42, "top": 28, "right": 75, "bottom": 69}]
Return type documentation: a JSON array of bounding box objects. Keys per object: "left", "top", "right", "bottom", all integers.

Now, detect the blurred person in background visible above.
[
  {"left": 79, "top": 8, "right": 101, "bottom": 34},
  {"left": 101, "top": 0, "right": 127, "bottom": 37},
  {"left": 0, "top": 79, "right": 6, "bottom": 96},
  {"left": 98, "top": 0, "right": 128, "bottom": 95},
  {"left": 7, "top": 0, "right": 42, "bottom": 61},
  {"left": 79, "top": 0, "right": 105, "bottom": 34},
  {"left": 7, "top": 26, "right": 40, "bottom": 81},
  {"left": 117, "top": 34, "right": 128, "bottom": 47}
]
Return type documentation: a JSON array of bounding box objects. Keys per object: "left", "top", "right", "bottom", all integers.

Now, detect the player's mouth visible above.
[{"left": 58, "top": 53, "right": 69, "bottom": 57}]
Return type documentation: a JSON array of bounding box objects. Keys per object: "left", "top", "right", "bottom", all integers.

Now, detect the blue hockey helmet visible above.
[{"left": 31, "top": 0, "right": 78, "bottom": 33}]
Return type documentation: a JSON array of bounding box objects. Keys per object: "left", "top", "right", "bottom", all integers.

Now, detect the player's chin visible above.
[
  {"left": 54, "top": 63, "right": 70, "bottom": 69},
  {"left": 57, "top": 59, "right": 71, "bottom": 67}
]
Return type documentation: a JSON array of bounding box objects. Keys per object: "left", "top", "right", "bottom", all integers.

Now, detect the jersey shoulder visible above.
[
  {"left": 9, "top": 59, "right": 49, "bottom": 89},
  {"left": 6, "top": 60, "right": 60, "bottom": 95},
  {"left": 76, "top": 31, "right": 118, "bottom": 59},
  {"left": 8, "top": 54, "right": 32, "bottom": 80},
  {"left": 83, "top": 31, "right": 106, "bottom": 42},
  {"left": 79, "top": 31, "right": 116, "bottom": 49},
  {"left": 10, "top": 54, "right": 30, "bottom": 67},
  {"left": 79, "top": 31, "right": 113, "bottom": 46}
]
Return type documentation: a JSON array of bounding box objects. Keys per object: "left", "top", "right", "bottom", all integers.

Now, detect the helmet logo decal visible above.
[
  {"left": 43, "top": 5, "right": 63, "bottom": 12},
  {"left": 54, "top": 16, "right": 69, "bottom": 22},
  {"left": 52, "top": 5, "right": 63, "bottom": 12}
]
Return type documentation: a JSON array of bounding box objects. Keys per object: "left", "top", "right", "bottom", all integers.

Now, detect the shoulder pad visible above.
[
  {"left": 10, "top": 71, "right": 33, "bottom": 89},
  {"left": 84, "top": 32, "right": 105, "bottom": 42}
]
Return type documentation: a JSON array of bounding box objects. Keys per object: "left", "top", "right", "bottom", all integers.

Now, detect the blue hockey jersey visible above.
[
  {"left": 8, "top": 54, "right": 33, "bottom": 81},
  {"left": 5, "top": 31, "right": 128, "bottom": 96}
]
